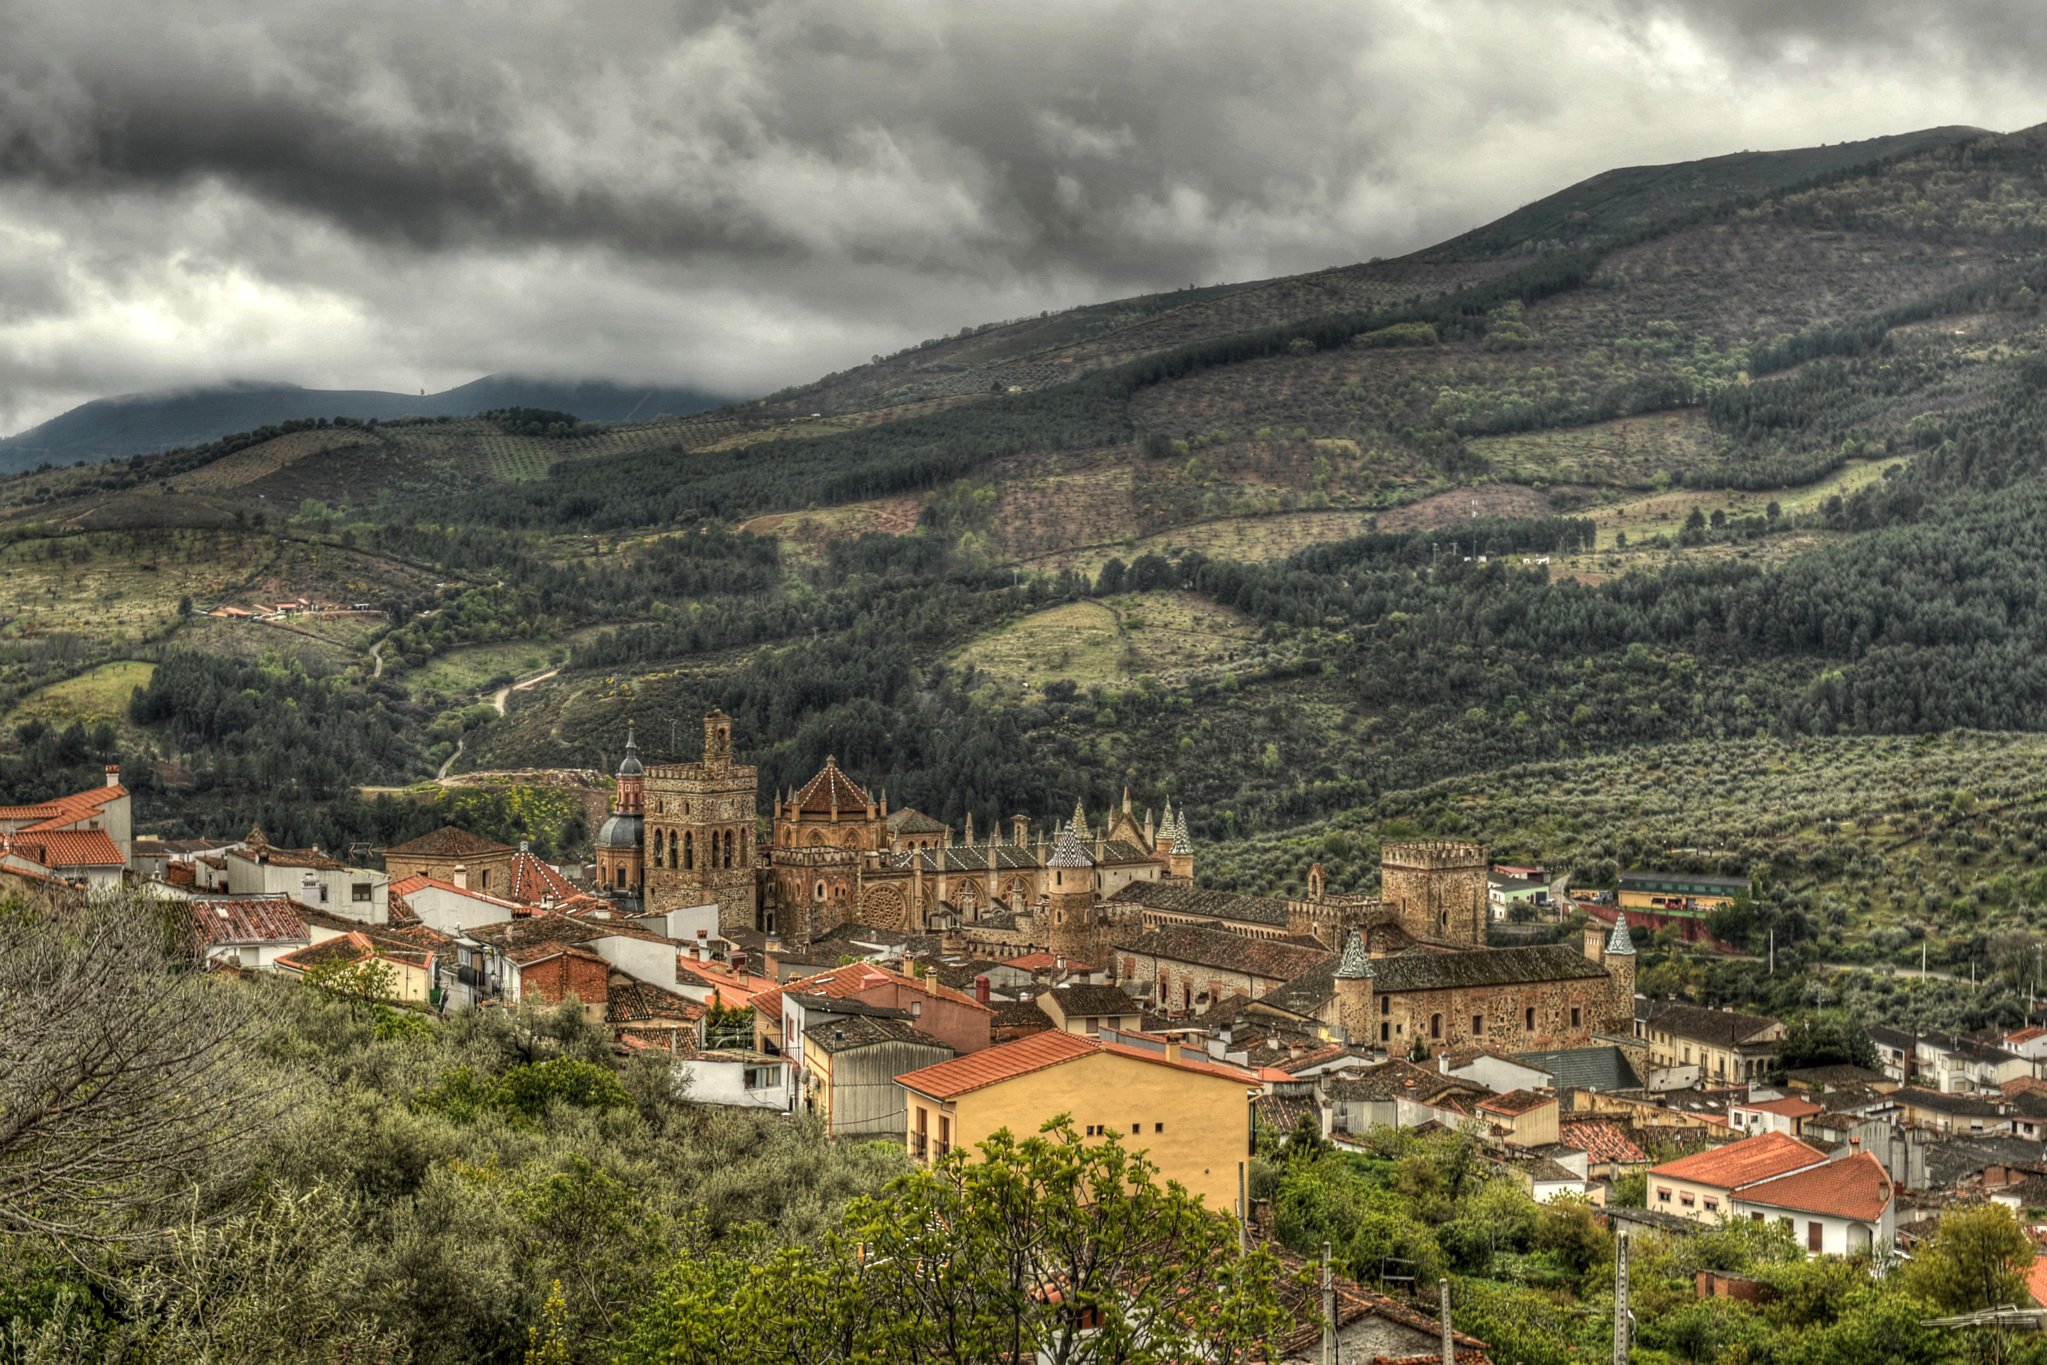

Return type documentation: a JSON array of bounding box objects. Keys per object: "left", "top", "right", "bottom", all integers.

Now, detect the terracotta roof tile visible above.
[
  {"left": 1479, "top": 1089, "right": 1556, "bottom": 1117},
  {"left": 1123, "top": 924, "right": 1333, "bottom": 981},
  {"left": 185, "top": 897, "right": 308, "bottom": 946},
  {"left": 895, "top": 1030, "right": 1099, "bottom": 1099},
  {"left": 1735, "top": 1097, "right": 1824, "bottom": 1120},
  {"left": 382, "top": 826, "right": 515, "bottom": 859},
  {"left": 790, "top": 758, "right": 872, "bottom": 815},
  {"left": 1557, "top": 1120, "right": 1648, "bottom": 1165},
  {"left": 507, "top": 848, "right": 578, "bottom": 905},
  {"left": 1648, "top": 1132, "right": 1826, "bottom": 1190},
  {"left": 7, "top": 828, "right": 125, "bottom": 867},
  {"left": 1738, "top": 1151, "right": 1893, "bottom": 1222}
]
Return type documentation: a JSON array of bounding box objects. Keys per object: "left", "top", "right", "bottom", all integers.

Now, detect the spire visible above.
[
  {"left": 1336, "top": 929, "right": 1374, "bottom": 980},
  {"left": 964, "top": 811, "right": 975, "bottom": 845},
  {"left": 1171, "top": 807, "right": 1193, "bottom": 854},
  {"left": 1070, "top": 798, "right": 1090, "bottom": 841},
  {"left": 1605, "top": 919, "right": 1637, "bottom": 957},
  {"left": 1048, "top": 823, "right": 1095, "bottom": 868},
  {"left": 1122, "top": 785, "right": 1132, "bottom": 814},
  {"left": 617, "top": 720, "right": 643, "bottom": 777}
]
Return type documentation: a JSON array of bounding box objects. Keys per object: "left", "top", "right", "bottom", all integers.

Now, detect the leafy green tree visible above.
[
  {"left": 1903, "top": 1203, "right": 2034, "bottom": 1313},
  {"left": 619, "top": 1117, "right": 1289, "bottom": 1365},
  {"left": 1775, "top": 1012, "right": 1879, "bottom": 1073}
]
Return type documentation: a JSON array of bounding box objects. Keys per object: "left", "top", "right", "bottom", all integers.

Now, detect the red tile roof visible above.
[
  {"left": 752, "top": 962, "right": 992, "bottom": 1021},
  {"left": 506, "top": 848, "right": 578, "bottom": 905},
  {"left": 1479, "top": 1089, "right": 1557, "bottom": 1117},
  {"left": 789, "top": 757, "right": 872, "bottom": 815},
  {"left": 2029, "top": 1255, "right": 2047, "bottom": 1310},
  {"left": 383, "top": 826, "right": 514, "bottom": 859},
  {"left": 1738, "top": 1152, "right": 1893, "bottom": 1222},
  {"left": 2011, "top": 1027, "right": 2047, "bottom": 1047},
  {"left": 896, "top": 1029, "right": 1098, "bottom": 1098},
  {"left": 1558, "top": 1120, "right": 1648, "bottom": 1165},
  {"left": 186, "top": 897, "right": 308, "bottom": 946},
  {"left": 897, "top": 1031, "right": 1256, "bottom": 1100},
  {"left": 1648, "top": 1132, "right": 1826, "bottom": 1191},
  {"left": 0, "top": 782, "right": 125, "bottom": 834},
  {"left": 388, "top": 873, "right": 525, "bottom": 913},
  {"left": 7, "top": 828, "right": 125, "bottom": 867},
  {"left": 1003, "top": 951, "right": 1097, "bottom": 973}
]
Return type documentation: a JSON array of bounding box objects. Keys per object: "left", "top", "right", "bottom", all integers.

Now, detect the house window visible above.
[
  {"left": 1472, "top": 1014, "right": 1484, "bottom": 1036},
  {"left": 1131, "top": 1123, "right": 1141, "bottom": 1135},
  {"left": 1679, "top": 1192, "right": 1695, "bottom": 1207},
  {"left": 1704, "top": 1198, "right": 1718, "bottom": 1212},
  {"left": 1570, "top": 1007, "right": 1582, "bottom": 1029},
  {"left": 1808, "top": 1222, "right": 1823, "bottom": 1253},
  {"left": 1525, "top": 1007, "right": 1535, "bottom": 1031},
  {"left": 1381, "top": 1023, "right": 1391, "bottom": 1043},
  {"left": 743, "top": 1066, "right": 777, "bottom": 1090},
  {"left": 352, "top": 882, "right": 372, "bottom": 902},
  {"left": 1430, "top": 1014, "right": 1442, "bottom": 1040},
  {"left": 1656, "top": 1187, "right": 1671, "bottom": 1204},
  {"left": 1155, "top": 1123, "right": 1164, "bottom": 1133},
  {"left": 1751, "top": 1212, "right": 1764, "bottom": 1223},
  {"left": 1380, "top": 996, "right": 1390, "bottom": 1015},
  {"left": 318, "top": 882, "right": 330, "bottom": 904}
]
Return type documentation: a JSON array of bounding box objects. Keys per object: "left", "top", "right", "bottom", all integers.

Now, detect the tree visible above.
[
  {"left": 300, "top": 955, "right": 396, "bottom": 1014},
  {"left": 1903, "top": 1203, "right": 2034, "bottom": 1313},
  {"left": 619, "top": 1117, "right": 1290, "bottom": 1365},
  {"left": 0, "top": 893, "right": 277, "bottom": 1245},
  {"left": 1774, "top": 1012, "right": 1879, "bottom": 1073}
]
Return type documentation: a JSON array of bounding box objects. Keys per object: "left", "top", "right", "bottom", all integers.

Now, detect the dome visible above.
[{"left": 594, "top": 813, "right": 643, "bottom": 851}]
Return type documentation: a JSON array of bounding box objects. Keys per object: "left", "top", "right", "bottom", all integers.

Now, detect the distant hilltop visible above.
[{"left": 0, "top": 374, "right": 731, "bottom": 473}]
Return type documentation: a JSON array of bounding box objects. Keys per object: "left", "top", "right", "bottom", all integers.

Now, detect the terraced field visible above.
[{"left": 6, "top": 660, "right": 156, "bottom": 732}]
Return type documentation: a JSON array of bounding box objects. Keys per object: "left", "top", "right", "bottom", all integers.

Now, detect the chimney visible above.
[
  {"left": 926, "top": 967, "right": 940, "bottom": 997},
  {"left": 975, "top": 974, "right": 991, "bottom": 1005},
  {"left": 299, "top": 870, "right": 317, "bottom": 907},
  {"left": 1055, "top": 955, "right": 1066, "bottom": 974},
  {"left": 1164, "top": 1039, "right": 1183, "bottom": 1064},
  {"left": 453, "top": 862, "right": 468, "bottom": 890},
  {"left": 105, "top": 763, "right": 120, "bottom": 788},
  {"left": 764, "top": 934, "right": 783, "bottom": 978},
  {"left": 731, "top": 949, "right": 748, "bottom": 977}
]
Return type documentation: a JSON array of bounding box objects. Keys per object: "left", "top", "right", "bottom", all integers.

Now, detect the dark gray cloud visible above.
[{"left": 0, "top": 0, "right": 2040, "bottom": 433}]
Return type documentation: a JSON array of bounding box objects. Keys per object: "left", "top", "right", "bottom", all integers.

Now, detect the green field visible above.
[
  {"left": 406, "top": 641, "right": 567, "bottom": 700},
  {"left": 7, "top": 660, "right": 156, "bottom": 730},
  {"left": 953, "top": 591, "right": 1261, "bottom": 692}
]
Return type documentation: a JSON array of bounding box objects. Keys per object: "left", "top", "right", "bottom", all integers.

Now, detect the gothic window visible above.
[
  {"left": 652, "top": 837, "right": 664, "bottom": 869},
  {"left": 724, "top": 829, "right": 736, "bottom": 868},
  {"left": 808, "top": 830, "right": 827, "bottom": 847},
  {"left": 684, "top": 831, "right": 694, "bottom": 870}
]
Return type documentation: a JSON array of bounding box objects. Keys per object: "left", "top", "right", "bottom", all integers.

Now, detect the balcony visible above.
[{"left": 909, "top": 1132, "right": 928, "bottom": 1160}]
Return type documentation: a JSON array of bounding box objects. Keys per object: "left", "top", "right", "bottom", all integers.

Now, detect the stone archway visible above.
[{"left": 860, "top": 884, "right": 908, "bottom": 931}]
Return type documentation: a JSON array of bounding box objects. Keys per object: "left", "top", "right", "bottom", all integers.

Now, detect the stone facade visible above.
[
  {"left": 1379, "top": 840, "right": 1487, "bottom": 947},
  {"left": 643, "top": 710, "right": 759, "bottom": 930}
]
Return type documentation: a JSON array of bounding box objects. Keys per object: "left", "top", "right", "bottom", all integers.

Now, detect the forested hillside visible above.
[{"left": 9, "top": 124, "right": 2047, "bottom": 977}]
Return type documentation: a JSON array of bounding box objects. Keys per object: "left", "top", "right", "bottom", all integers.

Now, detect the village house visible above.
[
  {"left": 1478, "top": 1089, "right": 1559, "bottom": 1148},
  {"left": 1728, "top": 1095, "right": 1824, "bottom": 1138},
  {"left": 0, "top": 765, "right": 132, "bottom": 891},
  {"left": 1618, "top": 870, "right": 1748, "bottom": 913},
  {"left": 1034, "top": 981, "right": 1145, "bottom": 1036},
  {"left": 276, "top": 931, "right": 439, "bottom": 1004},
  {"left": 1868, "top": 1025, "right": 2034, "bottom": 1094},
  {"left": 1644, "top": 1131, "right": 1896, "bottom": 1254},
  {"left": 1638, "top": 1002, "right": 1784, "bottom": 1084},
  {"left": 225, "top": 830, "right": 388, "bottom": 922},
  {"left": 380, "top": 826, "right": 518, "bottom": 895},
  {"left": 183, "top": 896, "right": 309, "bottom": 969},
  {"left": 802, "top": 1008, "right": 956, "bottom": 1137},
  {"left": 895, "top": 1030, "right": 1259, "bottom": 1211}
]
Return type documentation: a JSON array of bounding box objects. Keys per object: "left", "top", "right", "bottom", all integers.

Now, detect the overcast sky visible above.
[{"left": 0, "top": 0, "right": 2040, "bottom": 434}]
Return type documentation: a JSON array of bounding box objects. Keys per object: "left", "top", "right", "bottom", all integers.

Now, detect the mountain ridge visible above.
[{"left": 0, "top": 374, "right": 729, "bottom": 473}]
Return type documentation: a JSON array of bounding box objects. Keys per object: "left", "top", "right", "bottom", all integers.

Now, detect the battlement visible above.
[
  {"left": 770, "top": 846, "right": 862, "bottom": 867},
  {"left": 1380, "top": 840, "right": 1485, "bottom": 870}
]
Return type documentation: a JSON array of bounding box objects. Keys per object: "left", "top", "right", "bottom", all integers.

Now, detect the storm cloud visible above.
[{"left": 0, "top": 0, "right": 2040, "bottom": 432}]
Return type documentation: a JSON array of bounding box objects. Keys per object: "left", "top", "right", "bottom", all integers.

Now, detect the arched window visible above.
[
  {"left": 1430, "top": 1013, "right": 1442, "bottom": 1040},
  {"left": 724, "top": 829, "right": 735, "bottom": 868},
  {"left": 652, "top": 836, "right": 664, "bottom": 869},
  {"left": 669, "top": 831, "right": 678, "bottom": 867},
  {"left": 814, "top": 881, "right": 826, "bottom": 900},
  {"left": 615, "top": 866, "right": 625, "bottom": 889},
  {"left": 683, "top": 831, "right": 694, "bottom": 870}
]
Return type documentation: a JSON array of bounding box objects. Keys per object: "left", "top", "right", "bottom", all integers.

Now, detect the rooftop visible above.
[
  {"left": 1369, "top": 944, "right": 1609, "bottom": 993},
  {"left": 790, "top": 757, "right": 873, "bottom": 815},
  {"left": 1642, "top": 1002, "right": 1782, "bottom": 1048},
  {"left": 1648, "top": 1132, "right": 1826, "bottom": 1190},
  {"left": 811, "top": 1014, "right": 954, "bottom": 1055},
  {"left": 1039, "top": 983, "right": 1141, "bottom": 1018},
  {"left": 1738, "top": 1152, "right": 1893, "bottom": 1222},
  {"left": 184, "top": 897, "right": 307, "bottom": 947},
  {"left": 1109, "top": 879, "right": 1294, "bottom": 928},
  {"left": 896, "top": 1031, "right": 1253, "bottom": 1101},
  {"left": 1733, "top": 1097, "right": 1824, "bottom": 1120},
  {"left": 1479, "top": 1089, "right": 1556, "bottom": 1117},
  {"left": 382, "top": 826, "right": 515, "bottom": 860},
  {"left": 1123, "top": 923, "right": 1332, "bottom": 981},
  {"left": 1512, "top": 1045, "right": 1642, "bottom": 1093}
]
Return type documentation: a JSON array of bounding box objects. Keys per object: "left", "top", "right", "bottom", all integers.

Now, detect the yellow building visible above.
[{"left": 895, "top": 1030, "right": 1259, "bottom": 1212}]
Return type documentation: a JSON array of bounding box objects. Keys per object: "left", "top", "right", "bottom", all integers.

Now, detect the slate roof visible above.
[
  {"left": 383, "top": 826, "right": 514, "bottom": 860},
  {"left": 1256, "top": 962, "right": 1338, "bottom": 1018},
  {"left": 1895, "top": 1086, "right": 2008, "bottom": 1118},
  {"left": 1786, "top": 1064, "right": 1889, "bottom": 1090},
  {"left": 898, "top": 844, "right": 1045, "bottom": 873},
  {"left": 1110, "top": 879, "right": 1293, "bottom": 928},
  {"left": 1480, "top": 1089, "right": 1555, "bottom": 1117},
  {"left": 1123, "top": 924, "right": 1333, "bottom": 981},
  {"left": 990, "top": 999, "right": 1054, "bottom": 1037},
  {"left": 1924, "top": 1135, "right": 2047, "bottom": 1190},
  {"left": 1324, "top": 1060, "right": 1488, "bottom": 1107},
  {"left": 1040, "top": 983, "right": 1142, "bottom": 1018},
  {"left": 790, "top": 757, "right": 872, "bottom": 814},
  {"left": 1368, "top": 944, "right": 1608, "bottom": 993},
  {"left": 1047, "top": 825, "right": 1094, "bottom": 868},
  {"left": 886, "top": 808, "right": 949, "bottom": 835},
  {"left": 1640, "top": 1002, "right": 1782, "bottom": 1048},
  {"left": 465, "top": 912, "right": 668, "bottom": 951},
  {"left": 1512, "top": 1045, "right": 1642, "bottom": 1093},
  {"left": 810, "top": 1014, "right": 954, "bottom": 1055}
]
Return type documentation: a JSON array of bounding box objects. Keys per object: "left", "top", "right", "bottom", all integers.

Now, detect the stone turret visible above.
[
  {"left": 1167, "top": 806, "right": 1194, "bottom": 880},
  {"left": 1045, "top": 824, "right": 1100, "bottom": 962},
  {"left": 1334, "top": 929, "right": 1375, "bottom": 1045},
  {"left": 1381, "top": 841, "right": 1487, "bottom": 947}
]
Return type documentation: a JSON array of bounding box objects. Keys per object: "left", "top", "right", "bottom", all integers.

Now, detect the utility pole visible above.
[
  {"left": 1321, "top": 1242, "right": 1335, "bottom": 1365},
  {"left": 1440, "top": 1279, "right": 1454, "bottom": 1365},
  {"left": 1237, "top": 1161, "right": 1249, "bottom": 1256},
  {"left": 1614, "top": 1228, "right": 1631, "bottom": 1364}
]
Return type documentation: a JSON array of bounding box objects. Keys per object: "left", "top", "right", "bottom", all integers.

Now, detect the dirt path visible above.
[
  {"left": 436, "top": 737, "right": 463, "bottom": 781},
  {"left": 370, "top": 640, "right": 384, "bottom": 678},
  {"left": 491, "top": 666, "right": 560, "bottom": 716}
]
